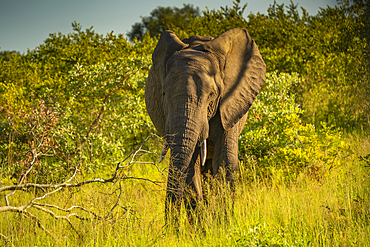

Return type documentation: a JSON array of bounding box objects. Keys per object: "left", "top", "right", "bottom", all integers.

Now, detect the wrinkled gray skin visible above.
[{"left": 145, "top": 28, "right": 266, "bottom": 212}]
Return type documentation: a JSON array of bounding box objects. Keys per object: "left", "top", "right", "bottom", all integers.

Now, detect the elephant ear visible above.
[
  {"left": 145, "top": 31, "right": 188, "bottom": 136},
  {"left": 203, "top": 28, "right": 266, "bottom": 130}
]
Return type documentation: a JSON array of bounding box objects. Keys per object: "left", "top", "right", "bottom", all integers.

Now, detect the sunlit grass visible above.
[{"left": 1, "top": 136, "right": 369, "bottom": 246}]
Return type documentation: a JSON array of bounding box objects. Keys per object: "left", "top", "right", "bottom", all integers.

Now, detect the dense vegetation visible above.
[
  {"left": 1, "top": 0, "right": 369, "bottom": 245},
  {"left": 127, "top": 4, "right": 200, "bottom": 41}
]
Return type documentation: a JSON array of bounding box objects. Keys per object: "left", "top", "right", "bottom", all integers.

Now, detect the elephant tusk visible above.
[
  {"left": 159, "top": 141, "right": 169, "bottom": 163},
  {"left": 200, "top": 140, "right": 207, "bottom": 166}
]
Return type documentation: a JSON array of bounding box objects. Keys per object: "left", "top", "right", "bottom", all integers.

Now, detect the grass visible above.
[{"left": 1, "top": 135, "right": 369, "bottom": 246}]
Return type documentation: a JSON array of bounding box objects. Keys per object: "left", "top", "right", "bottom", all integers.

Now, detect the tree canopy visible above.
[
  {"left": 0, "top": 50, "right": 21, "bottom": 62},
  {"left": 127, "top": 4, "right": 200, "bottom": 41}
]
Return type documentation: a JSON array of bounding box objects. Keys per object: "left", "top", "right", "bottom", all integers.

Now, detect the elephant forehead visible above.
[
  {"left": 163, "top": 69, "right": 207, "bottom": 93},
  {"left": 163, "top": 71, "right": 218, "bottom": 104},
  {"left": 163, "top": 50, "right": 220, "bottom": 96},
  {"left": 167, "top": 50, "right": 218, "bottom": 74}
]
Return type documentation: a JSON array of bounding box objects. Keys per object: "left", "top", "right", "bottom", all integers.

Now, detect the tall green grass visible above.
[{"left": 1, "top": 136, "right": 369, "bottom": 246}]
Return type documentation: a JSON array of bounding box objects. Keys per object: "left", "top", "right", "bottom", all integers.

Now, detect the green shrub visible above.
[
  {"left": 67, "top": 53, "right": 155, "bottom": 160},
  {"left": 239, "top": 72, "right": 353, "bottom": 182},
  {"left": 0, "top": 53, "right": 155, "bottom": 184}
]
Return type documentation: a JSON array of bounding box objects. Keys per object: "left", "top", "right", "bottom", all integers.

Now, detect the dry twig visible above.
[{"left": 0, "top": 133, "right": 164, "bottom": 240}]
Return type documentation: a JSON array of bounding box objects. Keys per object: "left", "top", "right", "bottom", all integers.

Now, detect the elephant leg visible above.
[
  {"left": 211, "top": 132, "right": 239, "bottom": 188},
  {"left": 209, "top": 113, "right": 246, "bottom": 187}
]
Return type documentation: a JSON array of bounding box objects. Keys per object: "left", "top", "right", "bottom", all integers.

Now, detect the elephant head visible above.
[{"left": 145, "top": 28, "right": 266, "bottom": 211}]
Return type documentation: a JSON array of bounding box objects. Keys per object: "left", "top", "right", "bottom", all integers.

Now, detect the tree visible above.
[
  {"left": 0, "top": 50, "right": 21, "bottom": 62},
  {"left": 127, "top": 4, "right": 200, "bottom": 41}
]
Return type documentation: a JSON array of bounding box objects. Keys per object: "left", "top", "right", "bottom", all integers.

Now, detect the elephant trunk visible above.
[{"left": 165, "top": 109, "right": 205, "bottom": 210}]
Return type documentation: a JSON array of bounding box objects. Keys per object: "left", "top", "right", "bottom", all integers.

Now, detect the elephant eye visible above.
[{"left": 208, "top": 92, "right": 214, "bottom": 99}]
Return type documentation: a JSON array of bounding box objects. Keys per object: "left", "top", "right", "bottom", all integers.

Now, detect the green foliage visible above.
[
  {"left": 171, "top": 0, "right": 248, "bottom": 39},
  {"left": 67, "top": 53, "right": 154, "bottom": 154},
  {"left": 0, "top": 23, "right": 156, "bottom": 183},
  {"left": 127, "top": 4, "right": 200, "bottom": 42},
  {"left": 239, "top": 72, "right": 353, "bottom": 182},
  {"left": 1, "top": 53, "right": 154, "bottom": 183},
  {"left": 0, "top": 21, "right": 155, "bottom": 115},
  {"left": 0, "top": 50, "right": 21, "bottom": 62},
  {"left": 0, "top": 99, "right": 70, "bottom": 184}
]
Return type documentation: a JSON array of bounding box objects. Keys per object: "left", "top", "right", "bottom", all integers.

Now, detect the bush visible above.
[
  {"left": 239, "top": 72, "right": 353, "bottom": 182},
  {"left": 0, "top": 54, "right": 155, "bottom": 184}
]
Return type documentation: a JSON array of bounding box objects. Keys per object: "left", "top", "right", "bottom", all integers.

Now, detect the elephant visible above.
[{"left": 145, "top": 28, "right": 266, "bottom": 213}]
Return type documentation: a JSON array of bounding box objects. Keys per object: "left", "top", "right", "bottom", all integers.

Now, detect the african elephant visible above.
[{"left": 145, "top": 28, "right": 266, "bottom": 212}]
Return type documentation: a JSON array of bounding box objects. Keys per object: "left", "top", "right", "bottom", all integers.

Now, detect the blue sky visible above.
[{"left": 0, "top": 0, "right": 337, "bottom": 53}]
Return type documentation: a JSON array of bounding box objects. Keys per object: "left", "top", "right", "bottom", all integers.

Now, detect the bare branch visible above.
[
  {"left": 32, "top": 202, "right": 103, "bottom": 219},
  {"left": 32, "top": 204, "right": 81, "bottom": 235},
  {"left": 0, "top": 175, "right": 162, "bottom": 194},
  {"left": 25, "top": 210, "right": 55, "bottom": 238},
  {"left": 0, "top": 232, "right": 8, "bottom": 241},
  {"left": 1, "top": 205, "right": 56, "bottom": 238},
  {"left": 0, "top": 133, "right": 164, "bottom": 239}
]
